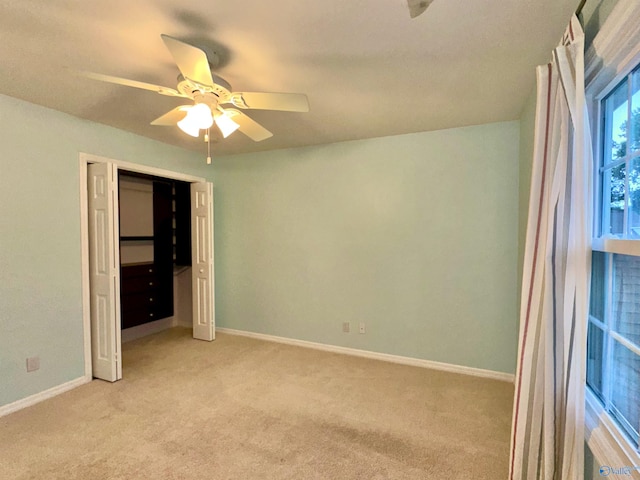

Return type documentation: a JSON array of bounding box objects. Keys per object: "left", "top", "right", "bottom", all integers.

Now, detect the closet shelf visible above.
[{"left": 120, "top": 235, "right": 154, "bottom": 241}]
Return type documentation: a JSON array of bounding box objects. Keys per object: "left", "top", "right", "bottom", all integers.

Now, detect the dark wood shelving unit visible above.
[
  {"left": 152, "top": 180, "right": 174, "bottom": 319},
  {"left": 174, "top": 181, "right": 192, "bottom": 267},
  {"left": 118, "top": 174, "right": 189, "bottom": 330}
]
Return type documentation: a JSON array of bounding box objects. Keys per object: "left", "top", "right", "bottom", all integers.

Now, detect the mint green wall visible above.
[
  {"left": 0, "top": 94, "right": 209, "bottom": 407},
  {"left": 212, "top": 122, "right": 520, "bottom": 374},
  {"left": 0, "top": 94, "right": 520, "bottom": 409}
]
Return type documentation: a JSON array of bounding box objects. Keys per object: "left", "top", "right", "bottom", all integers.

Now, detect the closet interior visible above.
[{"left": 118, "top": 172, "right": 193, "bottom": 333}]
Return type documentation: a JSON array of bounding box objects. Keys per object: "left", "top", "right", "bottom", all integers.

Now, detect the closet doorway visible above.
[{"left": 79, "top": 153, "right": 215, "bottom": 382}]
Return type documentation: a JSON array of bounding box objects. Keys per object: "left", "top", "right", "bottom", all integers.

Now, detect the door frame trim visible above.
[{"left": 79, "top": 152, "right": 206, "bottom": 378}]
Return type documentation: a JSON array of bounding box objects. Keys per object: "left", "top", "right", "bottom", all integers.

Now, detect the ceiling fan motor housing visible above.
[
  {"left": 176, "top": 74, "right": 232, "bottom": 101},
  {"left": 192, "top": 91, "right": 219, "bottom": 110}
]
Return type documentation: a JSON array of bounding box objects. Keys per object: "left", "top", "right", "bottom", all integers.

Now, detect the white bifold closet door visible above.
[
  {"left": 191, "top": 182, "right": 215, "bottom": 341},
  {"left": 87, "top": 162, "right": 122, "bottom": 382}
]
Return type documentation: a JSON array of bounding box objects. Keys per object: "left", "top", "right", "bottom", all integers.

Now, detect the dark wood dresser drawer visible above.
[
  {"left": 120, "top": 262, "right": 171, "bottom": 328},
  {"left": 121, "top": 304, "right": 163, "bottom": 329},
  {"left": 121, "top": 275, "right": 160, "bottom": 294},
  {"left": 121, "top": 263, "right": 156, "bottom": 278},
  {"left": 121, "top": 291, "right": 159, "bottom": 311}
]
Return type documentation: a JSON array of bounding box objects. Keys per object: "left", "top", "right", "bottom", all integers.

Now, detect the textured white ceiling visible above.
[{"left": 0, "top": 0, "right": 578, "bottom": 156}]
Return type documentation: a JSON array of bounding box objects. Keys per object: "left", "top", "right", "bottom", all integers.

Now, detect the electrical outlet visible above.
[
  {"left": 342, "top": 322, "right": 350, "bottom": 333},
  {"left": 26, "top": 356, "right": 40, "bottom": 372},
  {"left": 359, "top": 322, "right": 366, "bottom": 334}
]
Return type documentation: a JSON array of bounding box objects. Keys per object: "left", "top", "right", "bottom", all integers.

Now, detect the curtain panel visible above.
[{"left": 509, "top": 15, "right": 593, "bottom": 480}]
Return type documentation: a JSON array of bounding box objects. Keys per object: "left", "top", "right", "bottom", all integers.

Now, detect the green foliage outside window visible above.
[{"left": 609, "top": 108, "right": 640, "bottom": 215}]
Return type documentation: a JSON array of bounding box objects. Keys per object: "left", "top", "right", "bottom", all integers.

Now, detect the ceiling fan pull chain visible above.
[{"left": 206, "top": 128, "right": 212, "bottom": 165}]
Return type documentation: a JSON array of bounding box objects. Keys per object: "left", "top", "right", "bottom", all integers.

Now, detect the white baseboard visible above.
[
  {"left": 216, "top": 328, "right": 515, "bottom": 383},
  {"left": 122, "top": 317, "right": 175, "bottom": 343},
  {"left": 0, "top": 376, "right": 91, "bottom": 418}
]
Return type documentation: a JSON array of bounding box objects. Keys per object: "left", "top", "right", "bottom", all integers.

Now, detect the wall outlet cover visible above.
[{"left": 26, "top": 356, "right": 40, "bottom": 372}]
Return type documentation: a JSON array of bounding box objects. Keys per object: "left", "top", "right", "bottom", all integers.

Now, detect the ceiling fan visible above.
[{"left": 80, "top": 34, "right": 309, "bottom": 145}]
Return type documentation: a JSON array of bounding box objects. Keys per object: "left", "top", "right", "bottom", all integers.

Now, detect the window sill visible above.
[
  {"left": 592, "top": 237, "right": 640, "bottom": 256},
  {"left": 585, "top": 389, "right": 640, "bottom": 477}
]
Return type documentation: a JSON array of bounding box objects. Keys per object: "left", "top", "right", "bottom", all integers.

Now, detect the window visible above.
[
  {"left": 588, "top": 65, "right": 640, "bottom": 448},
  {"left": 599, "top": 66, "right": 640, "bottom": 238},
  {"left": 588, "top": 252, "right": 640, "bottom": 446},
  {"left": 583, "top": 0, "right": 640, "bottom": 468}
]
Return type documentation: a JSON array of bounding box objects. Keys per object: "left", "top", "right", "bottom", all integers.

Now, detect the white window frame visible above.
[{"left": 585, "top": 0, "right": 640, "bottom": 471}]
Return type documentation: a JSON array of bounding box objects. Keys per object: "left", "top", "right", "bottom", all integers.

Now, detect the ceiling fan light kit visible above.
[
  {"left": 214, "top": 113, "right": 241, "bottom": 138},
  {"left": 177, "top": 102, "right": 214, "bottom": 137},
  {"left": 80, "top": 34, "right": 310, "bottom": 163}
]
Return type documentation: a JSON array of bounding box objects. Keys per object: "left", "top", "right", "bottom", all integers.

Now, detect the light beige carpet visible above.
[{"left": 0, "top": 328, "right": 514, "bottom": 479}]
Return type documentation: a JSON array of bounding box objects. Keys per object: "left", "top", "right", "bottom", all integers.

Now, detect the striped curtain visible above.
[{"left": 509, "top": 15, "right": 593, "bottom": 480}]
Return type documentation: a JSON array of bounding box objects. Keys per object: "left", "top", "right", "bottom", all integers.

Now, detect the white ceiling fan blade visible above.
[
  {"left": 229, "top": 92, "right": 309, "bottom": 112},
  {"left": 150, "top": 106, "right": 191, "bottom": 125},
  {"left": 161, "top": 34, "right": 214, "bottom": 87},
  {"left": 77, "top": 71, "right": 185, "bottom": 97},
  {"left": 224, "top": 109, "right": 273, "bottom": 142}
]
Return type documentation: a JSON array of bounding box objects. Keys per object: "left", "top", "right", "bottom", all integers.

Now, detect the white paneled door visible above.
[
  {"left": 191, "top": 182, "right": 215, "bottom": 341},
  {"left": 87, "top": 162, "right": 122, "bottom": 381}
]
